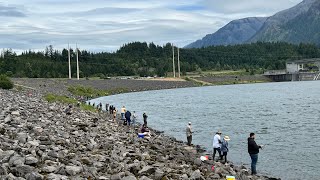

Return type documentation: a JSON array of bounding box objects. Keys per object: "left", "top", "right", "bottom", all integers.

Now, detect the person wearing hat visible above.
[
  {"left": 221, "top": 136, "right": 230, "bottom": 164},
  {"left": 186, "top": 122, "right": 193, "bottom": 146},
  {"left": 212, "top": 130, "right": 222, "bottom": 161},
  {"left": 248, "top": 132, "right": 263, "bottom": 175}
]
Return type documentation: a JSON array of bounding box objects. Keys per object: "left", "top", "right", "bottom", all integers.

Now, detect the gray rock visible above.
[
  {"left": 25, "top": 155, "right": 39, "bottom": 166},
  {"left": 4, "top": 114, "right": 11, "bottom": 123},
  {"left": 17, "top": 132, "right": 28, "bottom": 143},
  {"left": 0, "top": 165, "right": 8, "bottom": 175},
  {"left": 181, "top": 174, "right": 189, "bottom": 180},
  {"left": 154, "top": 168, "right": 164, "bottom": 180},
  {"left": 193, "top": 158, "right": 202, "bottom": 166},
  {"left": 46, "top": 173, "right": 69, "bottom": 180},
  {"left": 111, "top": 172, "right": 125, "bottom": 180},
  {"left": 65, "top": 165, "right": 82, "bottom": 176},
  {"left": 190, "top": 169, "right": 202, "bottom": 180},
  {"left": 121, "top": 176, "right": 137, "bottom": 180},
  {"left": 211, "top": 174, "right": 220, "bottom": 179},
  {"left": 11, "top": 165, "right": 34, "bottom": 178},
  {"left": 138, "top": 166, "right": 155, "bottom": 176},
  {"left": 0, "top": 150, "right": 15, "bottom": 163},
  {"left": 11, "top": 111, "right": 20, "bottom": 115},
  {"left": 26, "top": 140, "right": 40, "bottom": 147},
  {"left": 26, "top": 172, "right": 44, "bottom": 180},
  {"left": 80, "top": 157, "right": 92, "bottom": 165},
  {"left": 139, "top": 176, "right": 153, "bottom": 180},
  {"left": 42, "top": 166, "right": 58, "bottom": 173},
  {"left": 9, "top": 154, "right": 25, "bottom": 167},
  {"left": 98, "top": 176, "right": 109, "bottom": 180}
]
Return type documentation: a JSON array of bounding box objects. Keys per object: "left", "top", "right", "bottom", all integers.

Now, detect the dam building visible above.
[{"left": 264, "top": 58, "right": 320, "bottom": 81}]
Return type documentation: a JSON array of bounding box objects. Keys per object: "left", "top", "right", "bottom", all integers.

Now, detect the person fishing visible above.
[
  {"left": 212, "top": 130, "right": 222, "bottom": 161},
  {"left": 121, "top": 106, "right": 126, "bottom": 120},
  {"left": 221, "top": 135, "right": 230, "bottom": 164},
  {"left": 186, "top": 122, "right": 193, "bottom": 146},
  {"left": 132, "top": 111, "right": 137, "bottom": 127},
  {"left": 65, "top": 105, "right": 72, "bottom": 115},
  {"left": 143, "top": 112, "right": 148, "bottom": 126},
  {"left": 248, "top": 132, "right": 263, "bottom": 175},
  {"left": 125, "top": 110, "right": 132, "bottom": 126}
]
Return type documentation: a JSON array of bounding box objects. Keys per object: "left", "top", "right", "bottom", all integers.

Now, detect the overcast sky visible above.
[{"left": 0, "top": 0, "right": 303, "bottom": 52}]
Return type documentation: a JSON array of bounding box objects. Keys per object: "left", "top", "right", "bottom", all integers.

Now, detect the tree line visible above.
[{"left": 0, "top": 42, "right": 319, "bottom": 78}]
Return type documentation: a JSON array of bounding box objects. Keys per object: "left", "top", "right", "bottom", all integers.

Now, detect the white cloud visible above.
[{"left": 0, "top": 0, "right": 303, "bottom": 52}]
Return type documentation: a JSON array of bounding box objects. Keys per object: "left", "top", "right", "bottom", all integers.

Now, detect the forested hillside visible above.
[{"left": 0, "top": 42, "right": 319, "bottom": 78}]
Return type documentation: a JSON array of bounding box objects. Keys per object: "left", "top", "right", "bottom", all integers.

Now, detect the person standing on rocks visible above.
[
  {"left": 65, "top": 105, "right": 72, "bottom": 115},
  {"left": 132, "top": 111, "right": 137, "bottom": 127},
  {"left": 105, "top": 103, "right": 109, "bottom": 112},
  {"left": 143, "top": 112, "right": 148, "bottom": 126},
  {"left": 212, "top": 130, "right": 222, "bottom": 161},
  {"left": 186, "top": 122, "right": 193, "bottom": 146},
  {"left": 121, "top": 106, "right": 126, "bottom": 120},
  {"left": 109, "top": 105, "right": 113, "bottom": 115},
  {"left": 221, "top": 136, "right": 230, "bottom": 164},
  {"left": 248, "top": 132, "right": 263, "bottom": 175},
  {"left": 125, "top": 110, "right": 132, "bottom": 126},
  {"left": 113, "top": 108, "right": 117, "bottom": 122}
]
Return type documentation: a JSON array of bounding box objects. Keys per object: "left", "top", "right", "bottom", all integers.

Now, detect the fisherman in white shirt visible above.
[{"left": 213, "top": 130, "right": 222, "bottom": 161}]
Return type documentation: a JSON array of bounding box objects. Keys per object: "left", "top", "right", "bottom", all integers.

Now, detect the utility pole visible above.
[
  {"left": 68, "top": 44, "right": 71, "bottom": 79},
  {"left": 177, "top": 47, "right": 181, "bottom": 78},
  {"left": 172, "top": 44, "right": 176, "bottom": 78},
  {"left": 76, "top": 44, "right": 80, "bottom": 80}
]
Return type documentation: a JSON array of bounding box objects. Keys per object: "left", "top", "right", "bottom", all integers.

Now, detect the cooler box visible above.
[
  {"left": 138, "top": 133, "right": 145, "bottom": 138},
  {"left": 226, "top": 176, "right": 235, "bottom": 180}
]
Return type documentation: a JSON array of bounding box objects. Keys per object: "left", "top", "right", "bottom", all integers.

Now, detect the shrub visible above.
[{"left": 0, "top": 75, "right": 14, "bottom": 89}]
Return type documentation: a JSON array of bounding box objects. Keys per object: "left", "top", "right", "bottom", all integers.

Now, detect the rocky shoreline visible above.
[
  {"left": 11, "top": 78, "right": 197, "bottom": 97},
  {"left": 0, "top": 87, "right": 280, "bottom": 180}
]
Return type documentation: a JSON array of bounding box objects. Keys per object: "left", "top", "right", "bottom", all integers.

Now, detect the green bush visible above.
[{"left": 0, "top": 75, "right": 14, "bottom": 89}]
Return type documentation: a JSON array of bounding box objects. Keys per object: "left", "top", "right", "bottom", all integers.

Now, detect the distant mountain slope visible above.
[
  {"left": 186, "top": 0, "right": 320, "bottom": 48},
  {"left": 185, "top": 17, "right": 267, "bottom": 48},
  {"left": 249, "top": 0, "right": 318, "bottom": 43}
]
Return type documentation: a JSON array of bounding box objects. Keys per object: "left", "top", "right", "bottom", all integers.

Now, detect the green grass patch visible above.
[
  {"left": 44, "top": 93, "right": 96, "bottom": 112},
  {"left": 0, "top": 75, "right": 14, "bottom": 89},
  {"left": 68, "top": 85, "right": 110, "bottom": 97},
  {"left": 68, "top": 85, "right": 129, "bottom": 98}
]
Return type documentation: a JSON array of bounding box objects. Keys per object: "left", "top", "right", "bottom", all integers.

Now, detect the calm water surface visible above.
[{"left": 91, "top": 81, "right": 320, "bottom": 180}]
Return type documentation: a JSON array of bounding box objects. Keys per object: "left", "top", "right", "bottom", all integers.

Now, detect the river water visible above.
[{"left": 90, "top": 81, "right": 320, "bottom": 180}]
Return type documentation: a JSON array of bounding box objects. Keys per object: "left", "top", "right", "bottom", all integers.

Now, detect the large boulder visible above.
[
  {"left": 9, "top": 154, "right": 25, "bottom": 167},
  {"left": 65, "top": 165, "right": 82, "bottom": 176},
  {"left": 138, "top": 166, "right": 155, "bottom": 176},
  {"left": 25, "top": 155, "right": 39, "bottom": 166},
  {"left": 10, "top": 165, "right": 34, "bottom": 178},
  {"left": 26, "top": 172, "right": 44, "bottom": 180},
  {"left": 190, "top": 169, "right": 203, "bottom": 180}
]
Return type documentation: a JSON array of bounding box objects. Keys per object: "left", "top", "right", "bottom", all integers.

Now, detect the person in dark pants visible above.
[
  {"left": 143, "top": 112, "right": 148, "bottom": 126},
  {"left": 221, "top": 136, "right": 230, "bottom": 164},
  {"left": 186, "top": 122, "right": 193, "bottom": 146},
  {"left": 125, "top": 110, "right": 132, "bottom": 126},
  {"left": 212, "top": 130, "right": 222, "bottom": 161},
  {"left": 65, "top": 105, "right": 72, "bottom": 115},
  {"left": 248, "top": 133, "right": 263, "bottom": 175}
]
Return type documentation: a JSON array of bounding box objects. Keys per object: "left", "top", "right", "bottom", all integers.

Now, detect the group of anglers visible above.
[
  {"left": 66, "top": 103, "right": 262, "bottom": 175},
  {"left": 86, "top": 103, "right": 151, "bottom": 137},
  {"left": 186, "top": 123, "right": 263, "bottom": 176}
]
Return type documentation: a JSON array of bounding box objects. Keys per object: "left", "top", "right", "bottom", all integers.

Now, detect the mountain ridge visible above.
[{"left": 186, "top": 0, "right": 320, "bottom": 48}]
